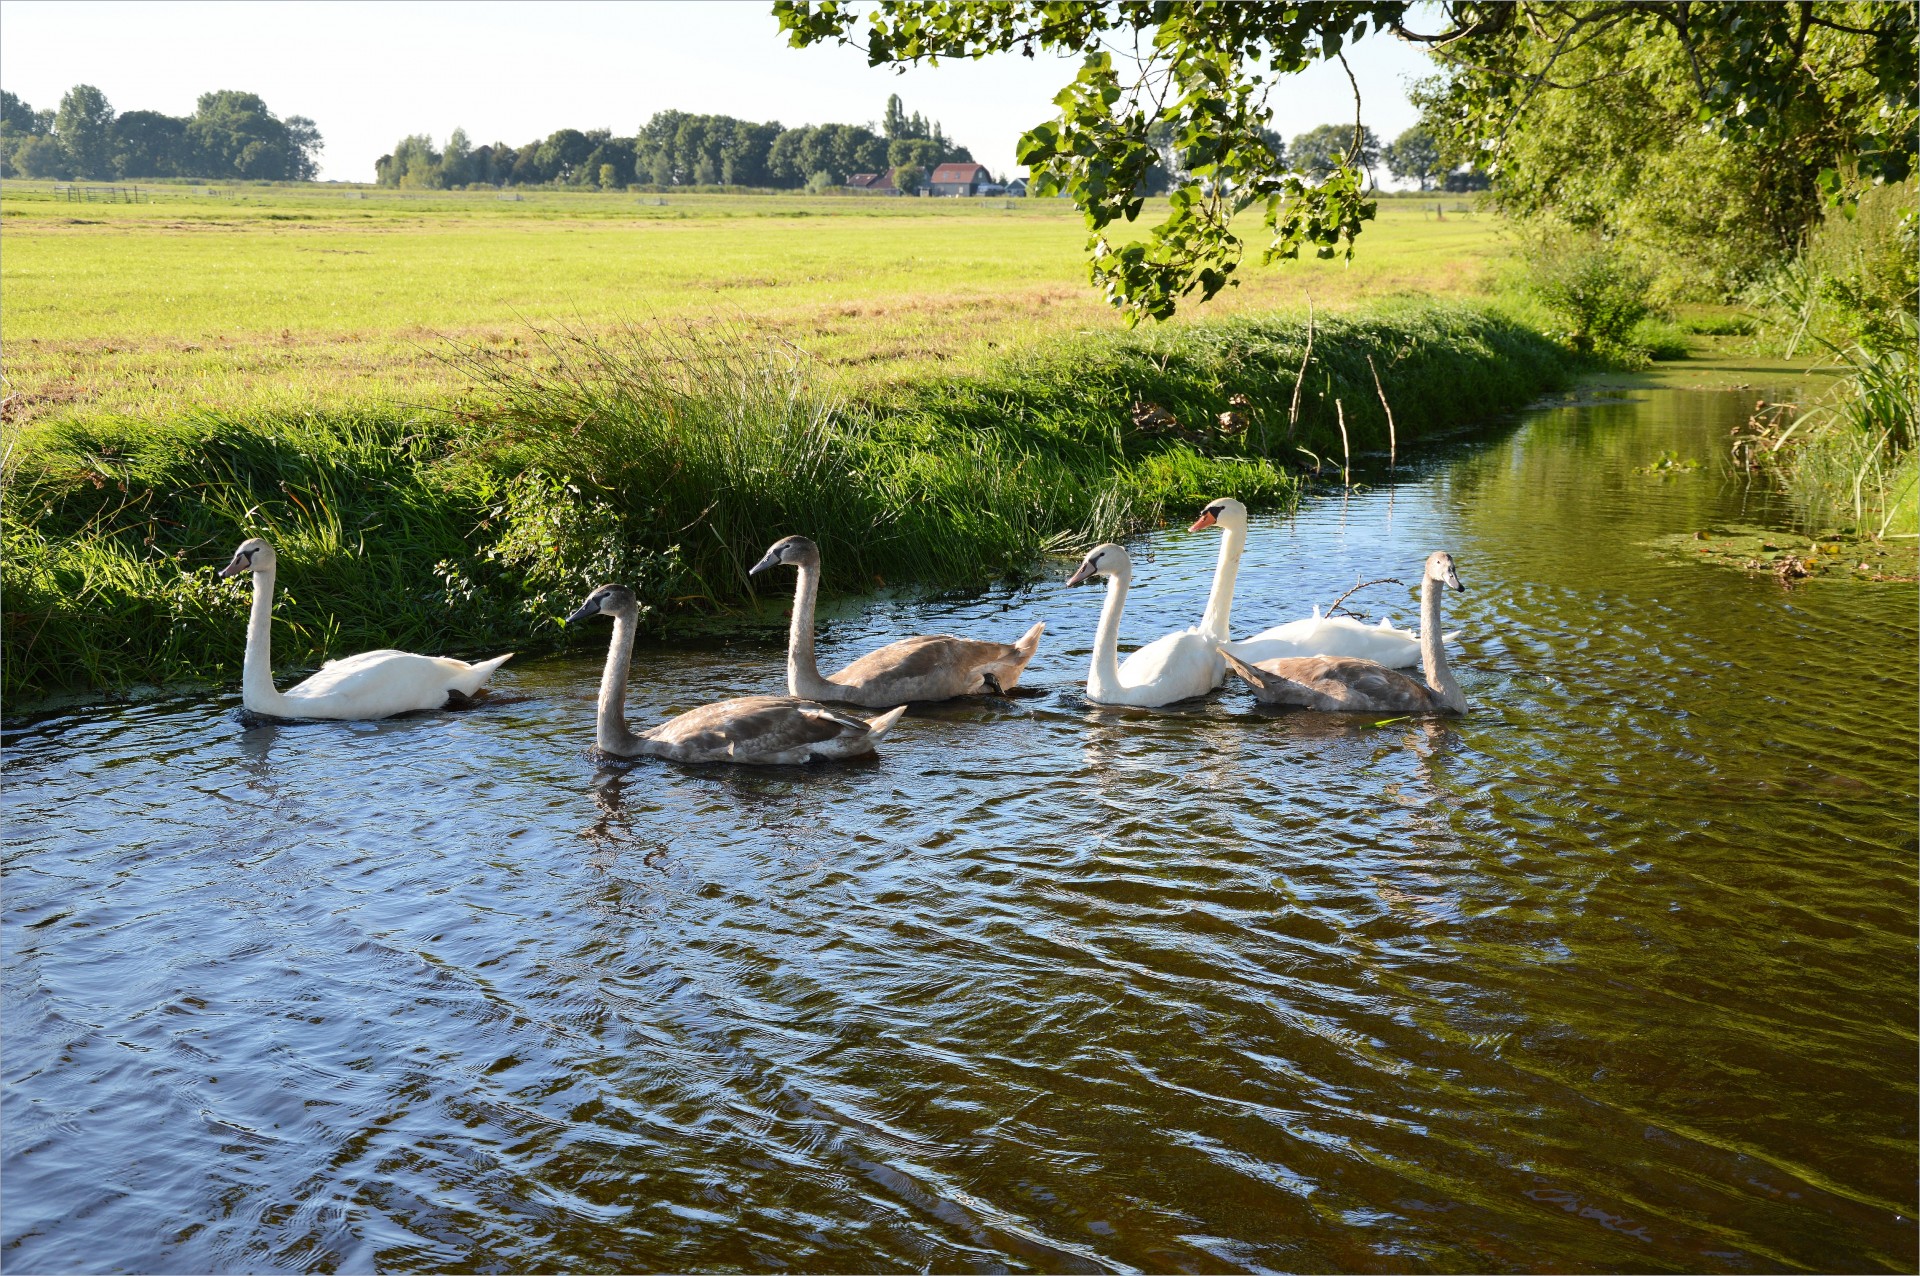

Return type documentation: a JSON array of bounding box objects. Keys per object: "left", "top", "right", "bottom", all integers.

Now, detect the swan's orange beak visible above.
[{"left": 1188, "top": 510, "right": 1217, "bottom": 532}]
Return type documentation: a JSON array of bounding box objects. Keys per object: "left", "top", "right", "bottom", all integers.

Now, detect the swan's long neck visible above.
[
  {"left": 240, "top": 567, "right": 291, "bottom": 715},
  {"left": 1199, "top": 520, "right": 1247, "bottom": 643},
  {"left": 1088, "top": 567, "right": 1129, "bottom": 698},
  {"left": 785, "top": 562, "right": 836, "bottom": 699},
  {"left": 597, "top": 609, "right": 651, "bottom": 755},
  {"left": 1419, "top": 577, "right": 1466, "bottom": 713}
]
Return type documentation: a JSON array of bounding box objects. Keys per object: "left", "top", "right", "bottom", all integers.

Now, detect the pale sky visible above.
[{"left": 0, "top": 1, "right": 1436, "bottom": 183}]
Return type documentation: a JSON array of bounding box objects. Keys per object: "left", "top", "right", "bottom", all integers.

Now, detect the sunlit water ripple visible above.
[{"left": 5, "top": 389, "right": 1915, "bottom": 1273}]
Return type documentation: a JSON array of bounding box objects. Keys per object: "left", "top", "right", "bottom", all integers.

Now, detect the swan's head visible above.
[
  {"left": 1188, "top": 497, "right": 1248, "bottom": 533},
  {"left": 748, "top": 535, "right": 820, "bottom": 576},
  {"left": 1425, "top": 551, "right": 1465, "bottom": 592},
  {"left": 1065, "top": 543, "right": 1130, "bottom": 587},
  {"left": 218, "top": 537, "right": 276, "bottom": 578},
  {"left": 565, "top": 584, "right": 639, "bottom": 625}
]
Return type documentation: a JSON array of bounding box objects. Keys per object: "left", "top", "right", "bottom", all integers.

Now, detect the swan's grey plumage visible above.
[
  {"left": 749, "top": 536, "right": 1044, "bottom": 707},
  {"left": 568, "top": 584, "right": 904, "bottom": 764},
  {"left": 1221, "top": 551, "right": 1469, "bottom": 716},
  {"left": 218, "top": 537, "right": 511, "bottom": 720}
]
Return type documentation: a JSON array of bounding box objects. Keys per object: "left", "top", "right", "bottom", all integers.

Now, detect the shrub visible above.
[{"left": 1525, "top": 237, "right": 1656, "bottom": 355}]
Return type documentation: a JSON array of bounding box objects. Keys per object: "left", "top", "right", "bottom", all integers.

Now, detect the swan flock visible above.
[{"left": 218, "top": 498, "right": 1467, "bottom": 763}]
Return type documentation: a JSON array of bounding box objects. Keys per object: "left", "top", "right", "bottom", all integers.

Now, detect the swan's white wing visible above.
[
  {"left": 1230, "top": 615, "right": 1424, "bottom": 668},
  {"left": 1104, "top": 629, "right": 1223, "bottom": 706},
  {"left": 280, "top": 650, "right": 475, "bottom": 718}
]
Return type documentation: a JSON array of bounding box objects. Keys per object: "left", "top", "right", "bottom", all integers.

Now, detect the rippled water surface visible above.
[{"left": 6, "top": 389, "right": 1916, "bottom": 1273}]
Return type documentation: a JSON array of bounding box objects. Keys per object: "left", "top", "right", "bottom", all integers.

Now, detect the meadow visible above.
[
  {"left": 2, "top": 181, "right": 1573, "bottom": 700},
  {"left": 1, "top": 181, "right": 1502, "bottom": 425}
]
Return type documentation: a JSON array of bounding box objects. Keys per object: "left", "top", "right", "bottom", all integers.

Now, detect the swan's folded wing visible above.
[
  {"left": 281, "top": 649, "right": 468, "bottom": 714},
  {"left": 1264, "top": 655, "right": 1430, "bottom": 707},
  {"left": 1236, "top": 615, "right": 1421, "bottom": 666},
  {"left": 652, "top": 695, "right": 862, "bottom": 756},
  {"left": 832, "top": 634, "right": 1016, "bottom": 684},
  {"left": 1116, "top": 628, "right": 1224, "bottom": 699}
]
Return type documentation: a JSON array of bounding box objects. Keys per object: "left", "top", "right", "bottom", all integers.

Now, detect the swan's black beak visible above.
[
  {"left": 747, "top": 549, "right": 780, "bottom": 576},
  {"left": 564, "top": 597, "right": 602, "bottom": 625},
  {"left": 1445, "top": 567, "right": 1465, "bottom": 592}
]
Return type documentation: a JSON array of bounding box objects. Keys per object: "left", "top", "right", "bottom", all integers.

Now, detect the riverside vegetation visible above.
[
  {"left": 1, "top": 290, "right": 1569, "bottom": 700},
  {"left": 3, "top": 183, "right": 1573, "bottom": 702},
  {"left": 3, "top": 176, "right": 1901, "bottom": 705}
]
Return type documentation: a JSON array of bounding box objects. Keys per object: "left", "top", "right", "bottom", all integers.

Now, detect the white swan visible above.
[
  {"left": 218, "top": 537, "right": 512, "bottom": 720},
  {"left": 1188, "top": 497, "right": 1431, "bottom": 668},
  {"left": 1066, "top": 543, "right": 1223, "bottom": 707},
  {"left": 568, "top": 584, "right": 905, "bottom": 764},
  {"left": 1221, "top": 552, "right": 1469, "bottom": 715},
  {"left": 749, "top": 535, "right": 1044, "bottom": 708}
]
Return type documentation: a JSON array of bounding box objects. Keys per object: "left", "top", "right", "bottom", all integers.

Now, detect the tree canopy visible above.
[
  {"left": 1290, "top": 123, "right": 1380, "bottom": 181},
  {"left": 375, "top": 96, "right": 969, "bottom": 191},
  {"left": 773, "top": 0, "right": 1918, "bottom": 321},
  {"left": 1381, "top": 124, "right": 1442, "bottom": 191},
  {"left": 1416, "top": 3, "right": 1915, "bottom": 293},
  {"left": 0, "top": 84, "right": 322, "bottom": 181}
]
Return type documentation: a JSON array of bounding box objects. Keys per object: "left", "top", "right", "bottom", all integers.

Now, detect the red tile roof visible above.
[{"left": 929, "top": 163, "right": 991, "bottom": 184}]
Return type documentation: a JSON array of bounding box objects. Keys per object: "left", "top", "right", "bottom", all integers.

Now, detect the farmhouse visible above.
[
  {"left": 929, "top": 162, "right": 992, "bottom": 196},
  {"left": 844, "top": 172, "right": 898, "bottom": 195}
]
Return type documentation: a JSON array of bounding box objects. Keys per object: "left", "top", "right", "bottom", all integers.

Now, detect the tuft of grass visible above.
[{"left": 1629, "top": 317, "right": 1692, "bottom": 361}]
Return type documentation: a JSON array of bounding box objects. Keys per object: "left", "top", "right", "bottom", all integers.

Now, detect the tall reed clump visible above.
[
  {"left": 1769, "top": 327, "right": 1918, "bottom": 538},
  {"left": 440, "top": 323, "right": 1169, "bottom": 621},
  {"left": 1746, "top": 183, "right": 1918, "bottom": 538}
]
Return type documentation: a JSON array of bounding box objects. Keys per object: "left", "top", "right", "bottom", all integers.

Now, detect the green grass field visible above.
[{"left": 1, "top": 181, "right": 1503, "bottom": 427}]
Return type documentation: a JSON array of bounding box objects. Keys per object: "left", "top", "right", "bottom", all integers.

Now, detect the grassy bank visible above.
[{"left": 1, "top": 302, "right": 1572, "bottom": 702}]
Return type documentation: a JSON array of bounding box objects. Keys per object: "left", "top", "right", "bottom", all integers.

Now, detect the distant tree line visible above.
[
  {"left": 375, "top": 94, "right": 971, "bottom": 190},
  {"left": 1142, "top": 119, "right": 1487, "bottom": 195},
  {"left": 0, "top": 85, "right": 321, "bottom": 182}
]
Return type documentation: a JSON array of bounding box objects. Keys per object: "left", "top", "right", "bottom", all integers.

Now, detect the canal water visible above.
[{"left": 5, "top": 387, "right": 1915, "bottom": 1273}]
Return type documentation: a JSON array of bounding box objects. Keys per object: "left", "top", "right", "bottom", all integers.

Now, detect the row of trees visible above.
[
  {"left": 1145, "top": 120, "right": 1487, "bottom": 194},
  {"left": 0, "top": 86, "right": 321, "bottom": 182},
  {"left": 375, "top": 94, "right": 971, "bottom": 190}
]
